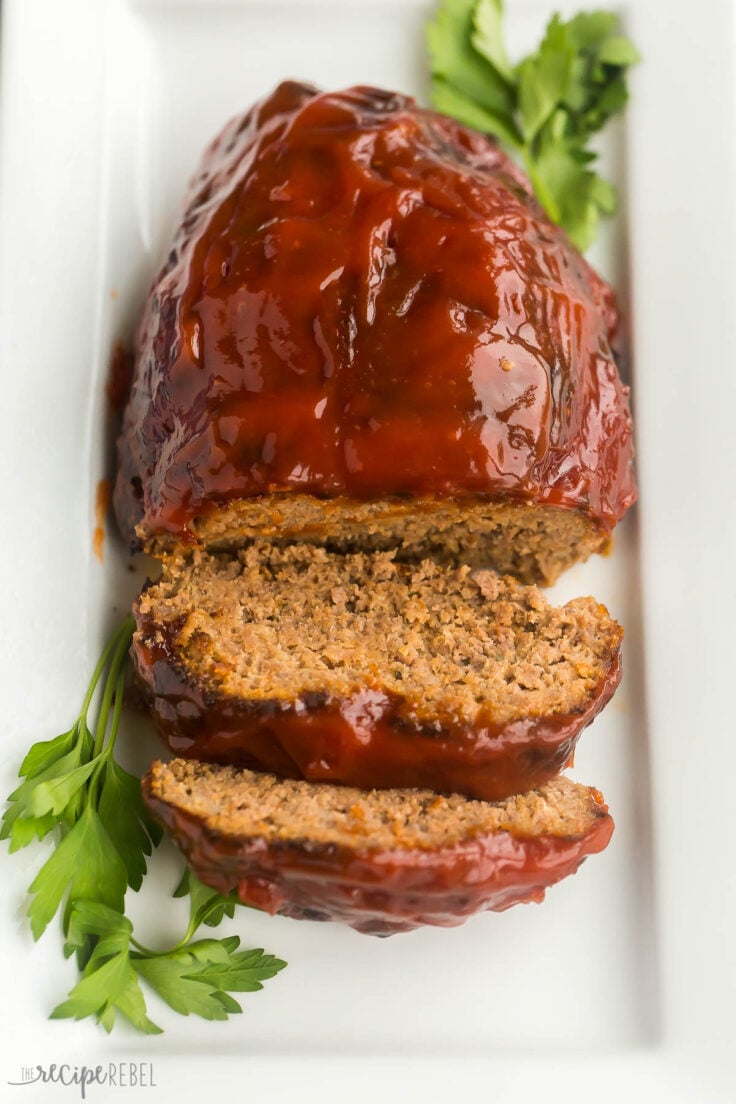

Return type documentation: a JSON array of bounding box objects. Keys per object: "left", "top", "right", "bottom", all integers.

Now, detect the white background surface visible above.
[{"left": 0, "top": 0, "right": 735, "bottom": 1100}]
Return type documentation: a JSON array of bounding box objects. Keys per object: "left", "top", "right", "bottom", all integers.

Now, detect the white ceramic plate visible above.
[{"left": 1, "top": 0, "right": 734, "bottom": 1100}]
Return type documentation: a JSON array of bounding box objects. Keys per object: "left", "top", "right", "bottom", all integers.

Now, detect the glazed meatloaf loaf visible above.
[
  {"left": 114, "top": 80, "right": 636, "bottom": 585},
  {"left": 133, "top": 543, "right": 622, "bottom": 803},
  {"left": 143, "top": 760, "right": 614, "bottom": 936}
]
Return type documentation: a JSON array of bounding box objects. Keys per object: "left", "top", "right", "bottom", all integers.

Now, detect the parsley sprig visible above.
[
  {"left": 53, "top": 877, "right": 284, "bottom": 1034},
  {"left": 2, "top": 618, "right": 286, "bottom": 1033},
  {"left": 1, "top": 616, "right": 155, "bottom": 941},
  {"left": 427, "top": 0, "right": 640, "bottom": 249}
]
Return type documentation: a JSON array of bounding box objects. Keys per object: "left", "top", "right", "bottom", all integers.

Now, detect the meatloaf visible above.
[
  {"left": 143, "top": 760, "right": 614, "bottom": 936},
  {"left": 114, "top": 80, "right": 636, "bottom": 584},
  {"left": 133, "top": 543, "right": 622, "bottom": 802}
]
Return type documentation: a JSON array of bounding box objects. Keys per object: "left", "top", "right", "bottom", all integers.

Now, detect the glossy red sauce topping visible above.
[
  {"left": 132, "top": 610, "right": 621, "bottom": 803},
  {"left": 115, "top": 81, "right": 636, "bottom": 542},
  {"left": 144, "top": 776, "right": 614, "bottom": 936}
]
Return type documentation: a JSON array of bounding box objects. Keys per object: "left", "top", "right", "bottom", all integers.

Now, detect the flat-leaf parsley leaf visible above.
[{"left": 427, "top": 0, "right": 640, "bottom": 248}]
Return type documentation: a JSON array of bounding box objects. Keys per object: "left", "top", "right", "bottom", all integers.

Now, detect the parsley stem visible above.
[
  {"left": 129, "top": 938, "right": 154, "bottom": 956},
  {"left": 129, "top": 904, "right": 213, "bottom": 958},
  {"left": 91, "top": 620, "right": 134, "bottom": 760},
  {"left": 128, "top": 932, "right": 192, "bottom": 958},
  {"left": 127, "top": 937, "right": 192, "bottom": 959},
  {"left": 90, "top": 663, "right": 128, "bottom": 807},
  {"left": 78, "top": 616, "right": 135, "bottom": 722},
  {"left": 108, "top": 668, "right": 126, "bottom": 755}
]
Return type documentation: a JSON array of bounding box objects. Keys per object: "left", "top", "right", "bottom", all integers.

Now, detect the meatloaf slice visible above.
[
  {"left": 143, "top": 760, "right": 614, "bottom": 936},
  {"left": 184, "top": 496, "right": 608, "bottom": 587},
  {"left": 133, "top": 543, "right": 622, "bottom": 802}
]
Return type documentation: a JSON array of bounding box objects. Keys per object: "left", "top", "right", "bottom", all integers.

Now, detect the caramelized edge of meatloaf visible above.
[
  {"left": 135, "top": 542, "right": 622, "bottom": 730},
  {"left": 140, "top": 497, "right": 607, "bottom": 587}
]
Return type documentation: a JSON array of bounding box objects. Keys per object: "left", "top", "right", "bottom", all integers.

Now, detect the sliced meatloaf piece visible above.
[
  {"left": 184, "top": 497, "right": 610, "bottom": 588},
  {"left": 114, "top": 82, "right": 636, "bottom": 584},
  {"left": 133, "top": 543, "right": 622, "bottom": 802},
  {"left": 143, "top": 760, "right": 614, "bottom": 936}
]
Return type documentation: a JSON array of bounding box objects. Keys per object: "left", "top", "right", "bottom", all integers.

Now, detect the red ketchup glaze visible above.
[
  {"left": 114, "top": 81, "right": 636, "bottom": 543},
  {"left": 132, "top": 611, "right": 622, "bottom": 803},
  {"left": 142, "top": 779, "right": 614, "bottom": 936}
]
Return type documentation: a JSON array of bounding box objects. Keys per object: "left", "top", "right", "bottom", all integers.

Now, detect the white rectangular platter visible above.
[{"left": 1, "top": 0, "right": 734, "bottom": 1100}]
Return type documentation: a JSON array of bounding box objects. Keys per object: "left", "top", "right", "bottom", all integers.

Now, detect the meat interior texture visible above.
[
  {"left": 133, "top": 543, "right": 622, "bottom": 801},
  {"left": 114, "top": 80, "right": 636, "bottom": 581},
  {"left": 191, "top": 497, "right": 606, "bottom": 587},
  {"left": 143, "top": 761, "right": 614, "bottom": 935}
]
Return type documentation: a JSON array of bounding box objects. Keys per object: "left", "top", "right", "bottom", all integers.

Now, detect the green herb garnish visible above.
[
  {"left": 2, "top": 618, "right": 286, "bottom": 1033},
  {"left": 53, "top": 879, "right": 284, "bottom": 1034},
  {"left": 427, "top": 0, "right": 640, "bottom": 249}
]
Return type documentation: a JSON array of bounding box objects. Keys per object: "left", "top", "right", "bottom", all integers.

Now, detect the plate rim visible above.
[{"left": 1, "top": 0, "right": 734, "bottom": 1097}]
